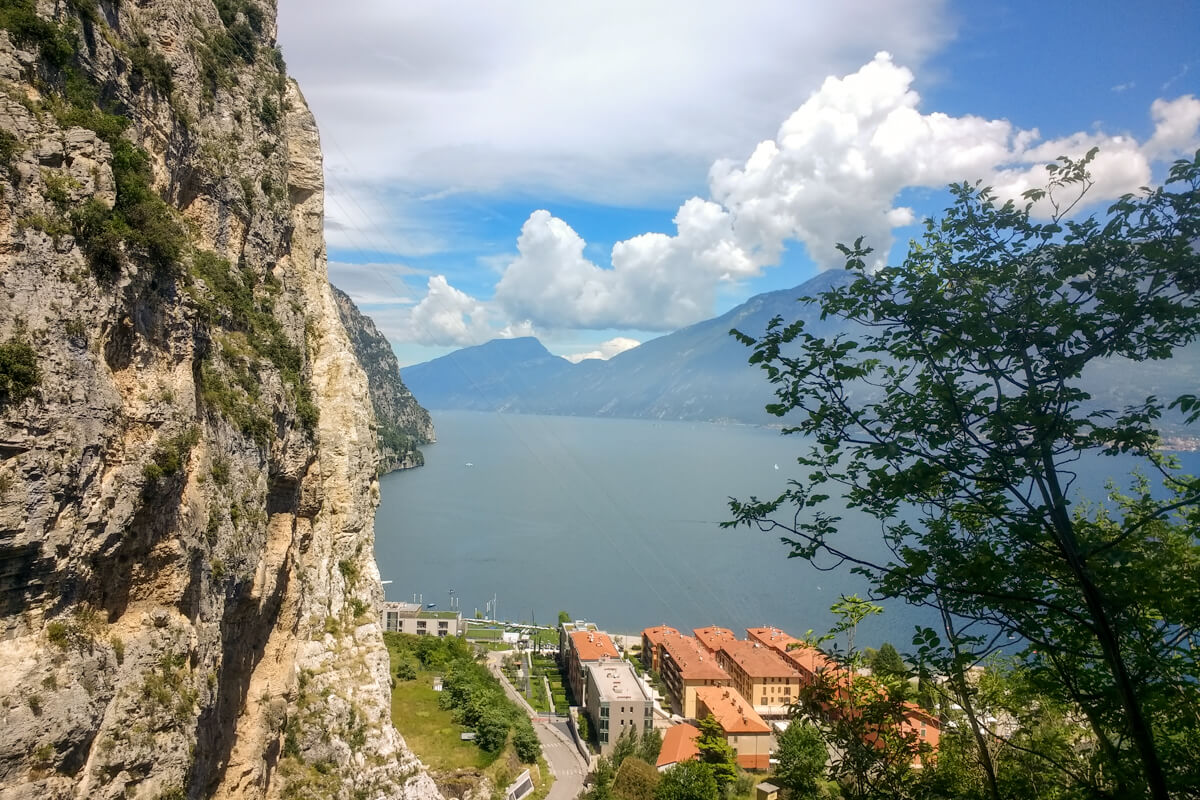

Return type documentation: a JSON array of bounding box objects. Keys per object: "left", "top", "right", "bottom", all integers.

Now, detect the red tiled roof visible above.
[
  {"left": 661, "top": 634, "right": 730, "bottom": 681},
  {"left": 719, "top": 640, "right": 802, "bottom": 679},
  {"left": 693, "top": 626, "right": 737, "bottom": 652},
  {"left": 694, "top": 686, "right": 771, "bottom": 734},
  {"left": 642, "top": 625, "right": 679, "bottom": 645},
  {"left": 781, "top": 643, "right": 832, "bottom": 675},
  {"left": 746, "top": 626, "right": 800, "bottom": 651},
  {"left": 657, "top": 723, "right": 700, "bottom": 768},
  {"left": 570, "top": 630, "right": 620, "bottom": 661}
]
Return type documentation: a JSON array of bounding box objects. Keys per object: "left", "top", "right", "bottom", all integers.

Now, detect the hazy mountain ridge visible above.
[
  {"left": 403, "top": 271, "right": 858, "bottom": 423},
  {"left": 403, "top": 270, "right": 1200, "bottom": 437}
]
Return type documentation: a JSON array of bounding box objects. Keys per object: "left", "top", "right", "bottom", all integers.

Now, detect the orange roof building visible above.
[
  {"left": 658, "top": 633, "right": 730, "bottom": 717},
  {"left": 641, "top": 625, "right": 679, "bottom": 672},
  {"left": 694, "top": 686, "right": 773, "bottom": 770},
  {"left": 559, "top": 622, "right": 621, "bottom": 708},
  {"left": 746, "top": 626, "right": 800, "bottom": 652},
  {"left": 693, "top": 626, "right": 737, "bottom": 656},
  {"left": 746, "top": 626, "right": 833, "bottom": 683},
  {"left": 717, "top": 641, "right": 804, "bottom": 718},
  {"left": 779, "top": 644, "right": 832, "bottom": 681},
  {"left": 804, "top": 670, "right": 942, "bottom": 764},
  {"left": 656, "top": 723, "right": 701, "bottom": 771},
  {"left": 570, "top": 629, "right": 620, "bottom": 661}
]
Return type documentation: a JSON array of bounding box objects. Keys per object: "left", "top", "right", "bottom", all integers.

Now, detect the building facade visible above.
[
  {"left": 716, "top": 640, "right": 803, "bottom": 718},
  {"left": 380, "top": 601, "right": 463, "bottom": 637},
  {"left": 694, "top": 685, "right": 774, "bottom": 770},
  {"left": 584, "top": 659, "right": 653, "bottom": 754},
  {"left": 658, "top": 632, "right": 731, "bottom": 718},
  {"left": 559, "top": 621, "right": 620, "bottom": 707},
  {"left": 641, "top": 625, "right": 679, "bottom": 672}
]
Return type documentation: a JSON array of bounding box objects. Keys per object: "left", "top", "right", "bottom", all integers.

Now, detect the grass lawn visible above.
[
  {"left": 465, "top": 623, "right": 504, "bottom": 640},
  {"left": 383, "top": 636, "right": 555, "bottom": 799},
  {"left": 389, "top": 668, "right": 497, "bottom": 771},
  {"left": 530, "top": 628, "right": 558, "bottom": 648}
]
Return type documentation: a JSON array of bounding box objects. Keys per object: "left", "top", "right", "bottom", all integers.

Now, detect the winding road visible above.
[{"left": 486, "top": 651, "right": 591, "bottom": 800}]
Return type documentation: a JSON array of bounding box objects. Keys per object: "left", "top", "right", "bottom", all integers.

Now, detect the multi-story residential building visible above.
[
  {"left": 658, "top": 632, "right": 730, "bottom": 718},
  {"left": 694, "top": 686, "right": 774, "bottom": 770},
  {"left": 693, "top": 626, "right": 737, "bottom": 656},
  {"left": 900, "top": 702, "right": 942, "bottom": 759},
  {"left": 584, "top": 659, "right": 653, "bottom": 753},
  {"left": 716, "top": 640, "right": 803, "bottom": 718},
  {"left": 641, "top": 625, "right": 679, "bottom": 672},
  {"left": 559, "top": 621, "right": 620, "bottom": 707},
  {"left": 746, "top": 626, "right": 831, "bottom": 683},
  {"left": 380, "top": 601, "right": 463, "bottom": 637},
  {"left": 746, "top": 626, "right": 799, "bottom": 652}
]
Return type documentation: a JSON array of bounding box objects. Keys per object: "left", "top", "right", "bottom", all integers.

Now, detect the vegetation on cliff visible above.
[
  {"left": 0, "top": 1, "right": 437, "bottom": 798},
  {"left": 333, "top": 285, "right": 435, "bottom": 472}
]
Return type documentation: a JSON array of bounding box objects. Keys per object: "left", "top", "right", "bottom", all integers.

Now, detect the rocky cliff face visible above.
[
  {"left": 0, "top": 2, "right": 439, "bottom": 799},
  {"left": 331, "top": 286, "right": 435, "bottom": 474}
]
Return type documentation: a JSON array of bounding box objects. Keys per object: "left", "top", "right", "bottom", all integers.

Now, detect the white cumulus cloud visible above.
[
  {"left": 1143, "top": 95, "right": 1200, "bottom": 159},
  {"left": 404, "top": 275, "right": 494, "bottom": 347},
  {"left": 401, "top": 54, "right": 1200, "bottom": 337},
  {"left": 278, "top": 1, "right": 951, "bottom": 209},
  {"left": 563, "top": 338, "right": 642, "bottom": 364}
]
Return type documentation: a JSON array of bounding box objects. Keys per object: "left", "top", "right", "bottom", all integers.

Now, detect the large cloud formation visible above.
[
  {"left": 403, "top": 54, "right": 1200, "bottom": 344},
  {"left": 279, "top": 1, "right": 950, "bottom": 209},
  {"left": 486, "top": 55, "right": 1200, "bottom": 335}
]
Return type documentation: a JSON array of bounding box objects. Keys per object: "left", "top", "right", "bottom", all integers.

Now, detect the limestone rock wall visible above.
[
  {"left": 331, "top": 285, "right": 435, "bottom": 474},
  {"left": 0, "top": 1, "right": 440, "bottom": 798}
]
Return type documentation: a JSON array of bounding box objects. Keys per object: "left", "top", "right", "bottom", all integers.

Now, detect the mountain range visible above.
[
  {"left": 403, "top": 270, "right": 851, "bottom": 424},
  {"left": 401, "top": 270, "right": 1200, "bottom": 435}
]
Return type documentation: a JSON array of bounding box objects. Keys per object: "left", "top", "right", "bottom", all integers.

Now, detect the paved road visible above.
[{"left": 487, "top": 651, "right": 590, "bottom": 800}]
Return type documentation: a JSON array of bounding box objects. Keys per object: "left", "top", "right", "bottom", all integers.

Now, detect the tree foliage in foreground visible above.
[
  {"left": 695, "top": 714, "right": 739, "bottom": 793},
  {"left": 654, "top": 760, "right": 718, "bottom": 800},
  {"left": 613, "top": 756, "right": 661, "bottom": 800},
  {"left": 773, "top": 721, "right": 828, "bottom": 798},
  {"left": 728, "top": 150, "right": 1200, "bottom": 800}
]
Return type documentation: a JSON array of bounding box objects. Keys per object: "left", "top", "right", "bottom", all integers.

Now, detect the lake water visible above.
[{"left": 374, "top": 410, "right": 1197, "bottom": 649}]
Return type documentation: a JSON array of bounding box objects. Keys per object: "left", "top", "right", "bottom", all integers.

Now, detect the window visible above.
[{"left": 601, "top": 707, "right": 609, "bottom": 717}]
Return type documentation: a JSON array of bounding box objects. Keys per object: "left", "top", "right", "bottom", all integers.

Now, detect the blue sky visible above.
[{"left": 277, "top": 1, "right": 1199, "bottom": 366}]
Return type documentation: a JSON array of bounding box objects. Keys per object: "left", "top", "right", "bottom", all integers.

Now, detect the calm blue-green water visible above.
[{"left": 375, "top": 411, "right": 1198, "bottom": 649}]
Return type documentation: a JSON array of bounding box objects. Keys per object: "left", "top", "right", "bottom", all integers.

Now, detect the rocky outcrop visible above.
[
  {"left": 0, "top": 1, "right": 439, "bottom": 798},
  {"left": 331, "top": 286, "right": 435, "bottom": 474}
]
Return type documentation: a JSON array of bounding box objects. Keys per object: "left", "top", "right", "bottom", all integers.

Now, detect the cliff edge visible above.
[
  {"left": 331, "top": 286, "right": 435, "bottom": 474},
  {"left": 0, "top": 1, "right": 439, "bottom": 798}
]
